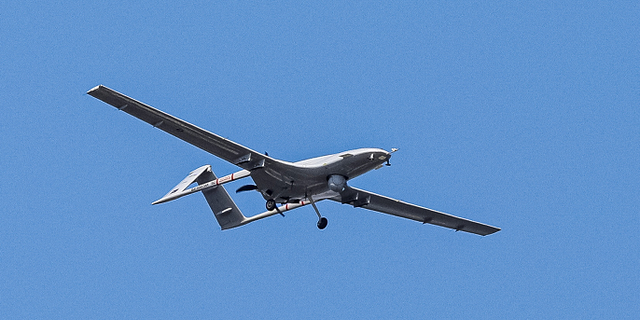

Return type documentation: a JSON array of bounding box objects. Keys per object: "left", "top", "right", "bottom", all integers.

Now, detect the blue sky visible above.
[{"left": 1, "top": 1, "right": 638, "bottom": 318}]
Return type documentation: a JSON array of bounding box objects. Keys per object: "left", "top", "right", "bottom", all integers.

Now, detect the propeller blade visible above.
[{"left": 236, "top": 185, "right": 259, "bottom": 193}]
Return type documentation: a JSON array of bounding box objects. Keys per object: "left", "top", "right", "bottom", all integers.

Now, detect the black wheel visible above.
[
  {"left": 266, "top": 199, "right": 277, "bottom": 211},
  {"left": 317, "top": 217, "right": 328, "bottom": 230}
]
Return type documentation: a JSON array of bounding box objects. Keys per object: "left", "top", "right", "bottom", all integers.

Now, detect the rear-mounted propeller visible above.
[{"left": 236, "top": 185, "right": 258, "bottom": 193}]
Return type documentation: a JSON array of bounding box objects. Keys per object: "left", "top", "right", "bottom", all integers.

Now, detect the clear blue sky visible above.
[{"left": 1, "top": 1, "right": 638, "bottom": 319}]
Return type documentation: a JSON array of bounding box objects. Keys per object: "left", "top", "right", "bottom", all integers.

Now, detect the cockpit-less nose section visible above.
[{"left": 88, "top": 85, "right": 500, "bottom": 236}]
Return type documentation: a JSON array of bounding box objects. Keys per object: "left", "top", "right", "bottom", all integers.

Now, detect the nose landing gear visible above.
[
  {"left": 307, "top": 195, "right": 328, "bottom": 230},
  {"left": 317, "top": 217, "right": 328, "bottom": 229}
]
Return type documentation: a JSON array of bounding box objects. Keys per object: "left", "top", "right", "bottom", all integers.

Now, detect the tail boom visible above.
[{"left": 153, "top": 168, "right": 250, "bottom": 205}]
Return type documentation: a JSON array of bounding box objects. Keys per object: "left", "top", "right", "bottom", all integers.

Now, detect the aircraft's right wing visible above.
[
  {"left": 87, "top": 85, "right": 270, "bottom": 171},
  {"left": 331, "top": 186, "right": 500, "bottom": 236}
]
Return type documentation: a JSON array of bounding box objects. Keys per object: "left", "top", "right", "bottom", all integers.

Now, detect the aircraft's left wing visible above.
[
  {"left": 331, "top": 187, "right": 500, "bottom": 236},
  {"left": 87, "top": 85, "right": 269, "bottom": 171}
]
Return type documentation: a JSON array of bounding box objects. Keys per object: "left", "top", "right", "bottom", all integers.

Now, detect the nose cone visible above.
[
  {"left": 380, "top": 148, "right": 397, "bottom": 161},
  {"left": 374, "top": 148, "right": 391, "bottom": 161}
]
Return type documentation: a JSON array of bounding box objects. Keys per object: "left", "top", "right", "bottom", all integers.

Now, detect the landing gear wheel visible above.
[
  {"left": 266, "top": 199, "right": 277, "bottom": 211},
  {"left": 317, "top": 217, "right": 328, "bottom": 230}
]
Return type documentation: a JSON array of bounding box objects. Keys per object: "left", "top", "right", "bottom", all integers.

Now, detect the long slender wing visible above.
[
  {"left": 87, "top": 85, "right": 269, "bottom": 171},
  {"left": 331, "top": 187, "right": 500, "bottom": 236}
]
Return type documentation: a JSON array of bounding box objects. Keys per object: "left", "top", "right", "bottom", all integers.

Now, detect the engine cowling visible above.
[{"left": 327, "top": 174, "right": 347, "bottom": 192}]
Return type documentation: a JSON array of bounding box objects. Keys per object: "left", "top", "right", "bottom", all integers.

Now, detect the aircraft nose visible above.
[{"left": 376, "top": 151, "right": 390, "bottom": 161}]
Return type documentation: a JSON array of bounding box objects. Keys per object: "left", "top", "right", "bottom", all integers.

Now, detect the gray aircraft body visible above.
[{"left": 88, "top": 85, "right": 500, "bottom": 236}]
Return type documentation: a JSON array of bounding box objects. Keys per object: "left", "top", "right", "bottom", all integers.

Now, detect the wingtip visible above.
[{"left": 86, "top": 85, "right": 103, "bottom": 95}]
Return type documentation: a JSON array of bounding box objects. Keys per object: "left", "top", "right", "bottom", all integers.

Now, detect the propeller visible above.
[{"left": 236, "top": 185, "right": 258, "bottom": 193}]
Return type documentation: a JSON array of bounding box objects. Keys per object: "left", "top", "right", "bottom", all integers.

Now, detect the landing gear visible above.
[
  {"left": 266, "top": 199, "right": 277, "bottom": 211},
  {"left": 317, "top": 217, "right": 328, "bottom": 229},
  {"left": 307, "top": 194, "right": 328, "bottom": 230},
  {"left": 265, "top": 199, "right": 285, "bottom": 217}
]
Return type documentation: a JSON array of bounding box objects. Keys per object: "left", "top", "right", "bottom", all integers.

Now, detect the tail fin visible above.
[
  {"left": 153, "top": 165, "right": 247, "bottom": 230},
  {"left": 194, "top": 167, "right": 247, "bottom": 230}
]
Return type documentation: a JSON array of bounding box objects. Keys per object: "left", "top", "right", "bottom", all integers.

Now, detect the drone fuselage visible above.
[{"left": 250, "top": 148, "right": 391, "bottom": 204}]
